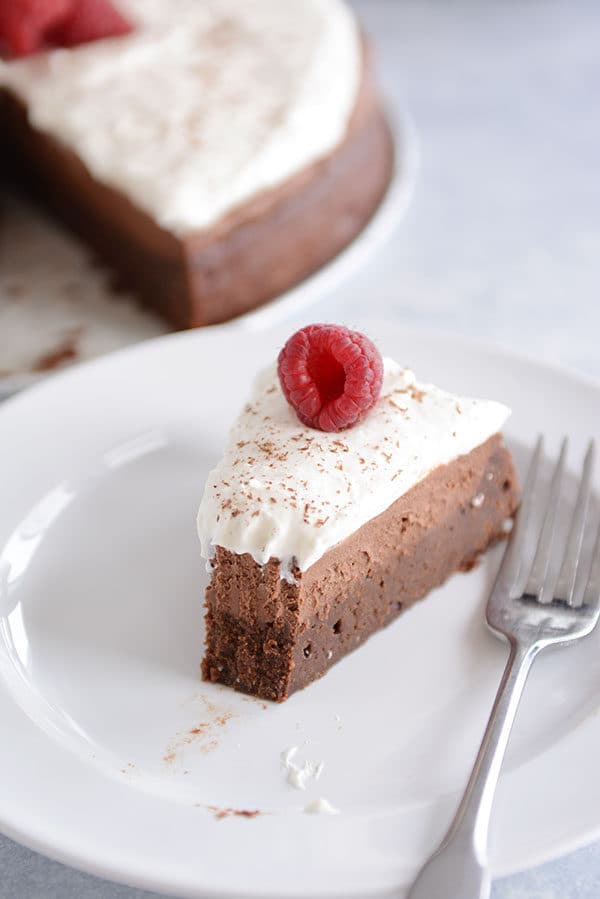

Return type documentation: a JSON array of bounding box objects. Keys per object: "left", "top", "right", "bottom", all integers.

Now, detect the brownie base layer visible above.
[
  {"left": 0, "top": 47, "right": 394, "bottom": 329},
  {"left": 202, "top": 435, "right": 520, "bottom": 701}
]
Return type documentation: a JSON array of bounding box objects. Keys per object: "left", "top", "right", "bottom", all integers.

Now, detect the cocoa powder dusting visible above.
[
  {"left": 163, "top": 697, "right": 235, "bottom": 765},
  {"left": 206, "top": 805, "right": 263, "bottom": 821},
  {"left": 31, "top": 331, "right": 81, "bottom": 372}
]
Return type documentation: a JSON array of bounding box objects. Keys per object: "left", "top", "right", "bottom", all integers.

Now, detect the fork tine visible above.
[
  {"left": 582, "top": 516, "right": 600, "bottom": 612},
  {"left": 555, "top": 440, "right": 596, "bottom": 605},
  {"left": 498, "top": 435, "right": 543, "bottom": 594},
  {"left": 523, "top": 437, "right": 568, "bottom": 601}
]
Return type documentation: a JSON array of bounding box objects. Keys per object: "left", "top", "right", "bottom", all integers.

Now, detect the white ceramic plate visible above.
[
  {"left": 0, "top": 112, "right": 418, "bottom": 398},
  {"left": 1, "top": 321, "right": 600, "bottom": 899}
]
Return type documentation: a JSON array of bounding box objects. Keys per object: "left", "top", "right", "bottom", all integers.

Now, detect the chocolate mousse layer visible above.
[
  {"left": 0, "top": 47, "right": 393, "bottom": 329},
  {"left": 202, "top": 435, "right": 519, "bottom": 701}
]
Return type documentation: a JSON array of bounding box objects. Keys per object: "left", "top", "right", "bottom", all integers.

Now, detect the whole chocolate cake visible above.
[{"left": 0, "top": 0, "right": 393, "bottom": 327}]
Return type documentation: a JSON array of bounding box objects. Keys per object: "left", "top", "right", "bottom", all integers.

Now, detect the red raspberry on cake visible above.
[
  {"left": 0, "top": 0, "right": 72, "bottom": 58},
  {"left": 0, "top": 0, "right": 132, "bottom": 58},
  {"left": 277, "top": 324, "right": 384, "bottom": 432},
  {"left": 49, "top": 0, "right": 132, "bottom": 48}
]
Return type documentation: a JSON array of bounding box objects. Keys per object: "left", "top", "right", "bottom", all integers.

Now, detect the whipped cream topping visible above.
[
  {"left": 0, "top": 0, "right": 361, "bottom": 234},
  {"left": 197, "top": 359, "right": 511, "bottom": 573},
  {"left": 304, "top": 798, "right": 339, "bottom": 815},
  {"left": 280, "top": 747, "right": 324, "bottom": 791}
]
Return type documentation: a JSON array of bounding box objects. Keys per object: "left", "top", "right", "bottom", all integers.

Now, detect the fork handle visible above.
[{"left": 406, "top": 639, "right": 540, "bottom": 899}]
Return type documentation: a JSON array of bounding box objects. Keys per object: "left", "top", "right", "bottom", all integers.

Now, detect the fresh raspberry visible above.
[
  {"left": 49, "top": 0, "right": 132, "bottom": 48},
  {"left": 0, "top": 0, "right": 131, "bottom": 57},
  {"left": 277, "top": 324, "right": 384, "bottom": 432},
  {"left": 0, "top": 0, "right": 73, "bottom": 58}
]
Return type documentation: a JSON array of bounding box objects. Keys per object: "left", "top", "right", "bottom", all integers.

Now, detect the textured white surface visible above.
[
  {"left": 197, "top": 359, "right": 509, "bottom": 571},
  {"left": 0, "top": 0, "right": 360, "bottom": 233}
]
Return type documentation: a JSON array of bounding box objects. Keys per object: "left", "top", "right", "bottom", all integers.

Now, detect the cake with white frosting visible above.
[
  {"left": 0, "top": 0, "right": 394, "bottom": 326},
  {"left": 197, "top": 324, "right": 519, "bottom": 701}
]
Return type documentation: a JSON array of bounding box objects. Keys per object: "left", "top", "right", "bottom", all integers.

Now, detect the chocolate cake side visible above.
[
  {"left": 202, "top": 435, "right": 519, "bottom": 702},
  {"left": 0, "top": 48, "right": 393, "bottom": 329}
]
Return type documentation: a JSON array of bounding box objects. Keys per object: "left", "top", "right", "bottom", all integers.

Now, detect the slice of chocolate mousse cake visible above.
[{"left": 197, "top": 325, "right": 519, "bottom": 701}]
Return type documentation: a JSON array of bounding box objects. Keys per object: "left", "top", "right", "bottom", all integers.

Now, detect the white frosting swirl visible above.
[
  {"left": 197, "top": 359, "right": 511, "bottom": 572},
  {"left": 0, "top": 0, "right": 361, "bottom": 234}
]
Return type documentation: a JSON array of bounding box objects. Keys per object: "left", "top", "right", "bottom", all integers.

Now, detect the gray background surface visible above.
[{"left": 2, "top": 1, "right": 600, "bottom": 896}]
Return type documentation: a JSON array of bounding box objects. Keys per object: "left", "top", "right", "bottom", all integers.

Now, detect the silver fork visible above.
[{"left": 406, "top": 436, "right": 600, "bottom": 899}]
